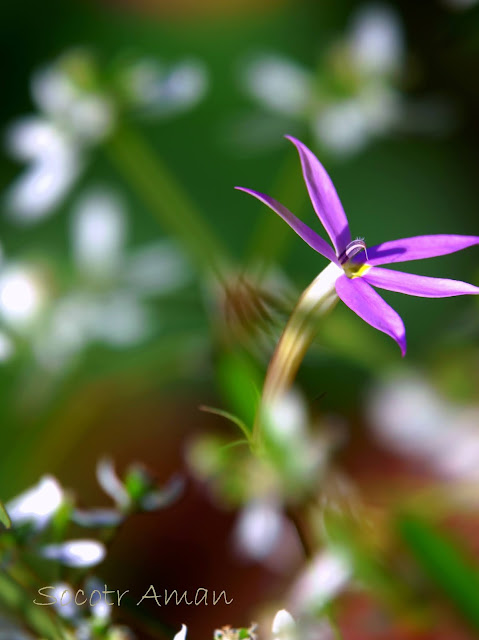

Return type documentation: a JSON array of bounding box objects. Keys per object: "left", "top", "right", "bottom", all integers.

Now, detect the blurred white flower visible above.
[
  {"left": 289, "top": 550, "right": 351, "bottom": 613},
  {"left": 51, "top": 583, "right": 78, "bottom": 620},
  {"left": 40, "top": 539, "right": 106, "bottom": 568},
  {"left": 5, "top": 117, "right": 82, "bottom": 223},
  {"left": 72, "top": 190, "right": 126, "bottom": 279},
  {"left": 32, "top": 187, "right": 191, "bottom": 371},
  {"left": 239, "top": 5, "right": 450, "bottom": 158},
  {"left": 234, "top": 498, "right": 285, "bottom": 561},
  {"left": 367, "top": 374, "right": 479, "bottom": 480},
  {"left": 124, "top": 58, "right": 208, "bottom": 116},
  {"left": 96, "top": 458, "right": 184, "bottom": 515},
  {"left": 267, "top": 388, "right": 308, "bottom": 442},
  {"left": 173, "top": 624, "right": 187, "bottom": 640},
  {"left": 5, "top": 53, "right": 113, "bottom": 223},
  {"left": 31, "top": 64, "right": 113, "bottom": 143},
  {"left": 264, "top": 388, "right": 330, "bottom": 486},
  {"left": 272, "top": 610, "right": 296, "bottom": 640},
  {"left": 0, "top": 264, "right": 45, "bottom": 328},
  {"left": 96, "top": 458, "right": 130, "bottom": 509},
  {"left": 348, "top": 3, "right": 404, "bottom": 76},
  {"left": 6, "top": 476, "right": 63, "bottom": 529},
  {"left": 242, "top": 55, "right": 312, "bottom": 117}
]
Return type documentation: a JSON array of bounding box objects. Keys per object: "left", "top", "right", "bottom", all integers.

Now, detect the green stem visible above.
[
  {"left": 253, "top": 262, "right": 340, "bottom": 447},
  {"left": 106, "top": 125, "right": 232, "bottom": 280}
]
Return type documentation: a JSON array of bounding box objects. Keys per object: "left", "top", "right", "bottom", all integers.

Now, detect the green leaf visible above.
[
  {"left": 399, "top": 515, "right": 479, "bottom": 630},
  {"left": 216, "top": 351, "right": 261, "bottom": 430},
  {"left": 199, "top": 405, "right": 251, "bottom": 442},
  {"left": 0, "top": 500, "right": 11, "bottom": 529}
]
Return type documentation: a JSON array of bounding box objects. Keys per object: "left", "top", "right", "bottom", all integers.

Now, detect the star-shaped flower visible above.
[{"left": 236, "top": 136, "right": 479, "bottom": 356}]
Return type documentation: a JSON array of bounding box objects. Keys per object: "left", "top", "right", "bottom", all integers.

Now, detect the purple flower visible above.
[{"left": 236, "top": 136, "right": 479, "bottom": 356}]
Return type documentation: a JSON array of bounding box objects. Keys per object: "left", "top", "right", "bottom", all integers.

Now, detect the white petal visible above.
[
  {"left": 71, "top": 189, "right": 126, "bottom": 278},
  {"left": 290, "top": 551, "right": 351, "bottom": 612},
  {"left": 272, "top": 609, "right": 296, "bottom": 637},
  {"left": 159, "top": 60, "right": 208, "bottom": 113},
  {"left": 97, "top": 458, "right": 130, "bottom": 508},
  {"left": 127, "top": 58, "right": 208, "bottom": 115},
  {"left": 6, "top": 150, "right": 81, "bottom": 222},
  {"left": 266, "top": 389, "right": 308, "bottom": 442},
  {"left": 367, "top": 375, "right": 454, "bottom": 459},
  {"left": 5, "top": 117, "right": 63, "bottom": 162},
  {"left": 6, "top": 476, "right": 63, "bottom": 529},
  {"left": 0, "top": 264, "right": 45, "bottom": 328},
  {"left": 69, "top": 95, "right": 114, "bottom": 142},
  {"left": 31, "top": 65, "right": 78, "bottom": 119},
  {"left": 235, "top": 499, "right": 284, "bottom": 561},
  {"left": 312, "top": 101, "right": 369, "bottom": 156},
  {"left": 51, "top": 583, "right": 78, "bottom": 619},
  {"left": 40, "top": 540, "right": 106, "bottom": 567},
  {"left": 173, "top": 624, "right": 187, "bottom": 640},
  {"left": 243, "top": 54, "right": 312, "bottom": 116},
  {"left": 349, "top": 4, "right": 404, "bottom": 76}
]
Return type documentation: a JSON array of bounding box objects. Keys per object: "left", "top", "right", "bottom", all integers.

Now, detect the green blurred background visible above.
[{"left": 1, "top": 0, "right": 479, "bottom": 638}]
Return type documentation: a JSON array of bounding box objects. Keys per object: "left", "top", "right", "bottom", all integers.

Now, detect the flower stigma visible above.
[{"left": 339, "top": 238, "right": 371, "bottom": 278}]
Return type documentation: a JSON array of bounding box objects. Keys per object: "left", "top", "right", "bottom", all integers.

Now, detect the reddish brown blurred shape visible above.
[{"left": 96, "top": 0, "right": 286, "bottom": 18}]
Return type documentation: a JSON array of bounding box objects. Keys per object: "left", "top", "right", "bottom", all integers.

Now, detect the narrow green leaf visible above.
[
  {"left": 399, "top": 515, "right": 479, "bottom": 630},
  {"left": 199, "top": 405, "right": 251, "bottom": 442},
  {"left": 0, "top": 500, "right": 11, "bottom": 529},
  {"left": 216, "top": 351, "right": 261, "bottom": 430}
]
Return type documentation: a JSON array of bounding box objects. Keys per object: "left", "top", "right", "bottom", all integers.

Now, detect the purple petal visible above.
[
  {"left": 235, "top": 187, "right": 339, "bottom": 264},
  {"left": 285, "top": 136, "right": 351, "bottom": 255},
  {"left": 335, "top": 275, "right": 406, "bottom": 356},
  {"left": 363, "top": 267, "right": 479, "bottom": 298},
  {"left": 367, "top": 235, "right": 479, "bottom": 266}
]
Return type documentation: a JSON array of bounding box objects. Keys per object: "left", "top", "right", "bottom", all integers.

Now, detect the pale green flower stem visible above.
[{"left": 253, "top": 262, "right": 341, "bottom": 448}]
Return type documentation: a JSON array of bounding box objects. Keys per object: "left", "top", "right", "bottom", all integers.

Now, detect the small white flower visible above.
[
  {"left": 51, "top": 583, "right": 78, "bottom": 620},
  {"left": 71, "top": 189, "right": 127, "bottom": 280},
  {"left": 0, "top": 264, "right": 45, "bottom": 328},
  {"left": 266, "top": 389, "right": 308, "bottom": 442},
  {"left": 5, "top": 53, "right": 113, "bottom": 223},
  {"left": 7, "top": 476, "right": 63, "bottom": 529},
  {"left": 242, "top": 55, "right": 312, "bottom": 117},
  {"left": 367, "top": 374, "right": 479, "bottom": 481},
  {"left": 173, "top": 624, "right": 187, "bottom": 640},
  {"left": 290, "top": 550, "right": 351, "bottom": 613},
  {"left": 235, "top": 499, "right": 285, "bottom": 561},
  {"left": 348, "top": 3, "right": 404, "bottom": 76},
  {"left": 40, "top": 539, "right": 106, "bottom": 568},
  {"left": 272, "top": 610, "right": 296, "bottom": 640},
  {"left": 125, "top": 58, "right": 208, "bottom": 116},
  {"left": 97, "top": 458, "right": 130, "bottom": 509}
]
